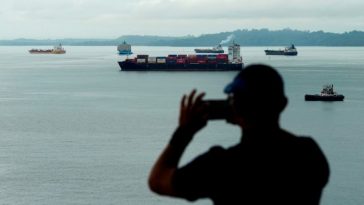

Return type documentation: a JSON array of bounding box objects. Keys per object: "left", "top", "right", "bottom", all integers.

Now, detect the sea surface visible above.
[{"left": 0, "top": 46, "right": 363, "bottom": 205}]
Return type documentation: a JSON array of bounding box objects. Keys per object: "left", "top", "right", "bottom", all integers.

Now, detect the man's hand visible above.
[{"left": 178, "top": 89, "right": 208, "bottom": 134}]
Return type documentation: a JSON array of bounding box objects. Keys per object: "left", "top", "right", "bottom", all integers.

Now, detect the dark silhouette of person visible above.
[{"left": 149, "top": 64, "right": 330, "bottom": 205}]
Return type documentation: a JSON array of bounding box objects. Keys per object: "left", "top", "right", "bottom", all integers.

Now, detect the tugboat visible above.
[
  {"left": 194, "top": 44, "right": 224, "bottom": 53},
  {"left": 264, "top": 44, "right": 298, "bottom": 56},
  {"left": 305, "top": 84, "right": 344, "bottom": 101}
]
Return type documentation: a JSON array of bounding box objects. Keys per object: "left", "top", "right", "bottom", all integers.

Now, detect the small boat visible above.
[
  {"left": 194, "top": 44, "right": 224, "bottom": 53},
  {"left": 117, "top": 41, "right": 133, "bottom": 55},
  {"left": 305, "top": 84, "right": 344, "bottom": 101},
  {"left": 265, "top": 44, "right": 298, "bottom": 56},
  {"left": 29, "top": 44, "right": 66, "bottom": 54}
]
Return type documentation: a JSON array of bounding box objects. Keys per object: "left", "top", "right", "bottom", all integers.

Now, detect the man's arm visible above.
[
  {"left": 148, "top": 90, "right": 207, "bottom": 197},
  {"left": 148, "top": 127, "right": 194, "bottom": 196}
]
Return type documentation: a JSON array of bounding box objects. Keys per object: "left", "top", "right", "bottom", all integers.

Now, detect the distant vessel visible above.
[
  {"left": 305, "top": 84, "right": 344, "bottom": 101},
  {"left": 194, "top": 44, "right": 224, "bottom": 53},
  {"left": 118, "top": 42, "right": 243, "bottom": 71},
  {"left": 265, "top": 44, "right": 298, "bottom": 56},
  {"left": 117, "top": 41, "right": 133, "bottom": 55},
  {"left": 29, "top": 44, "right": 66, "bottom": 54}
]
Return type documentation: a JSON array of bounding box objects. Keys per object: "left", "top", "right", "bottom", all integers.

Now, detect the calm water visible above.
[{"left": 0, "top": 46, "right": 363, "bottom": 204}]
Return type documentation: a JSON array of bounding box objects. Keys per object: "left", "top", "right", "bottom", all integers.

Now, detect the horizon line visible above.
[{"left": 1, "top": 28, "right": 363, "bottom": 41}]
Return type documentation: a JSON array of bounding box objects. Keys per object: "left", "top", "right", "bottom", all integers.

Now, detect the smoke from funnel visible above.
[{"left": 220, "top": 34, "right": 235, "bottom": 45}]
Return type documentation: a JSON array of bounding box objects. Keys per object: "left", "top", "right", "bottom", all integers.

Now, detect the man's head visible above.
[{"left": 224, "top": 64, "right": 287, "bottom": 126}]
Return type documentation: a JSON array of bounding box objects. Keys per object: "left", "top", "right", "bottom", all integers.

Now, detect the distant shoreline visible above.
[
  {"left": 1, "top": 29, "right": 364, "bottom": 47},
  {"left": 0, "top": 44, "right": 364, "bottom": 46}
]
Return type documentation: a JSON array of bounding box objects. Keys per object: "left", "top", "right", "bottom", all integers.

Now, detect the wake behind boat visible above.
[{"left": 265, "top": 44, "right": 298, "bottom": 56}]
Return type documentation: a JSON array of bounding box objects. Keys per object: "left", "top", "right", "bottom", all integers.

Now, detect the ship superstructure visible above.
[{"left": 228, "top": 41, "right": 242, "bottom": 63}]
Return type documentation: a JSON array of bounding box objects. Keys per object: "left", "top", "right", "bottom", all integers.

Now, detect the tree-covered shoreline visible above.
[{"left": 1, "top": 29, "right": 364, "bottom": 46}]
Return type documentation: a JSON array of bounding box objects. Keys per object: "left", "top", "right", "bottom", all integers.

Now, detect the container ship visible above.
[
  {"left": 118, "top": 42, "right": 243, "bottom": 71},
  {"left": 29, "top": 44, "right": 66, "bottom": 54},
  {"left": 117, "top": 41, "right": 133, "bottom": 55}
]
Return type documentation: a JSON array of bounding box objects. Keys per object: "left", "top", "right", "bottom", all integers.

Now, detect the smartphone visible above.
[{"left": 204, "top": 99, "right": 230, "bottom": 120}]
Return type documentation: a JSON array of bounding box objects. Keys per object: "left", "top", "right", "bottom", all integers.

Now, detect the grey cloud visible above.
[
  {"left": 0, "top": 0, "right": 363, "bottom": 38},
  {"left": 132, "top": 0, "right": 364, "bottom": 19}
]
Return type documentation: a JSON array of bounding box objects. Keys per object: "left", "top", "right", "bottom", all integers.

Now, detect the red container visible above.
[
  {"left": 177, "top": 59, "right": 186, "bottom": 64},
  {"left": 217, "top": 54, "right": 228, "bottom": 59},
  {"left": 188, "top": 58, "right": 198, "bottom": 63}
]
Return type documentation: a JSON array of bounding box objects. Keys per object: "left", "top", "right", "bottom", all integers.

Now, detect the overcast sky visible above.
[{"left": 1, "top": 0, "right": 363, "bottom": 39}]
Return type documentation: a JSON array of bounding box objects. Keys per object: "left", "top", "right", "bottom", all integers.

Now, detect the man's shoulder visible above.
[
  {"left": 193, "top": 144, "right": 242, "bottom": 164},
  {"left": 202, "top": 145, "right": 230, "bottom": 159},
  {"left": 280, "top": 130, "right": 328, "bottom": 168},
  {"left": 280, "top": 130, "right": 318, "bottom": 147}
]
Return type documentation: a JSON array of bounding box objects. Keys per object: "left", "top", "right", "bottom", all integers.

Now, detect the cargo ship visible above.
[
  {"left": 194, "top": 44, "right": 224, "bottom": 53},
  {"left": 264, "top": 44, "right": 298, "bottom": 56},
  {"left": 117, "top": 41, "right": 133, "bottom": 55},
  {"left": 305, "top": 84, "right": 344, "bottom": 101},
  {"left": 118, "top": 42, "right": 243, "bottom": 71},
  {"left": 29, "top": 44, "right": 66, "bottom": 54}
]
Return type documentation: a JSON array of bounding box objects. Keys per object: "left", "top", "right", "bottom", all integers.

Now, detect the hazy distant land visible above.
[{"left": 1, "top": 28, "right": 364, "bottom": 46}]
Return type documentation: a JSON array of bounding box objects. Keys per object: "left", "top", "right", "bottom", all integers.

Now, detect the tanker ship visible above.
[
  {"left": 118, "top": 42, "right": 243, "bottom": 71},
  {"left": 29, "top": 44, "right": 66, "bottom": 54},
  {"left": 194, "top": 44, "right": 224, "bottom": 53},
  {"left": 264, "top": 44, "right": 298, "bottom": 56}
]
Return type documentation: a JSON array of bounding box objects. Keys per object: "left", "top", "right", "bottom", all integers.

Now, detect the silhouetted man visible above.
[{"left": 149, "top": 64, "right": 330, "bottom": 205}]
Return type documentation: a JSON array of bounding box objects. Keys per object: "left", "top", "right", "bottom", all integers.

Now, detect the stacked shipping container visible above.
[{"left": 134, "top": 54, "right": 229, "bottom": 64}]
